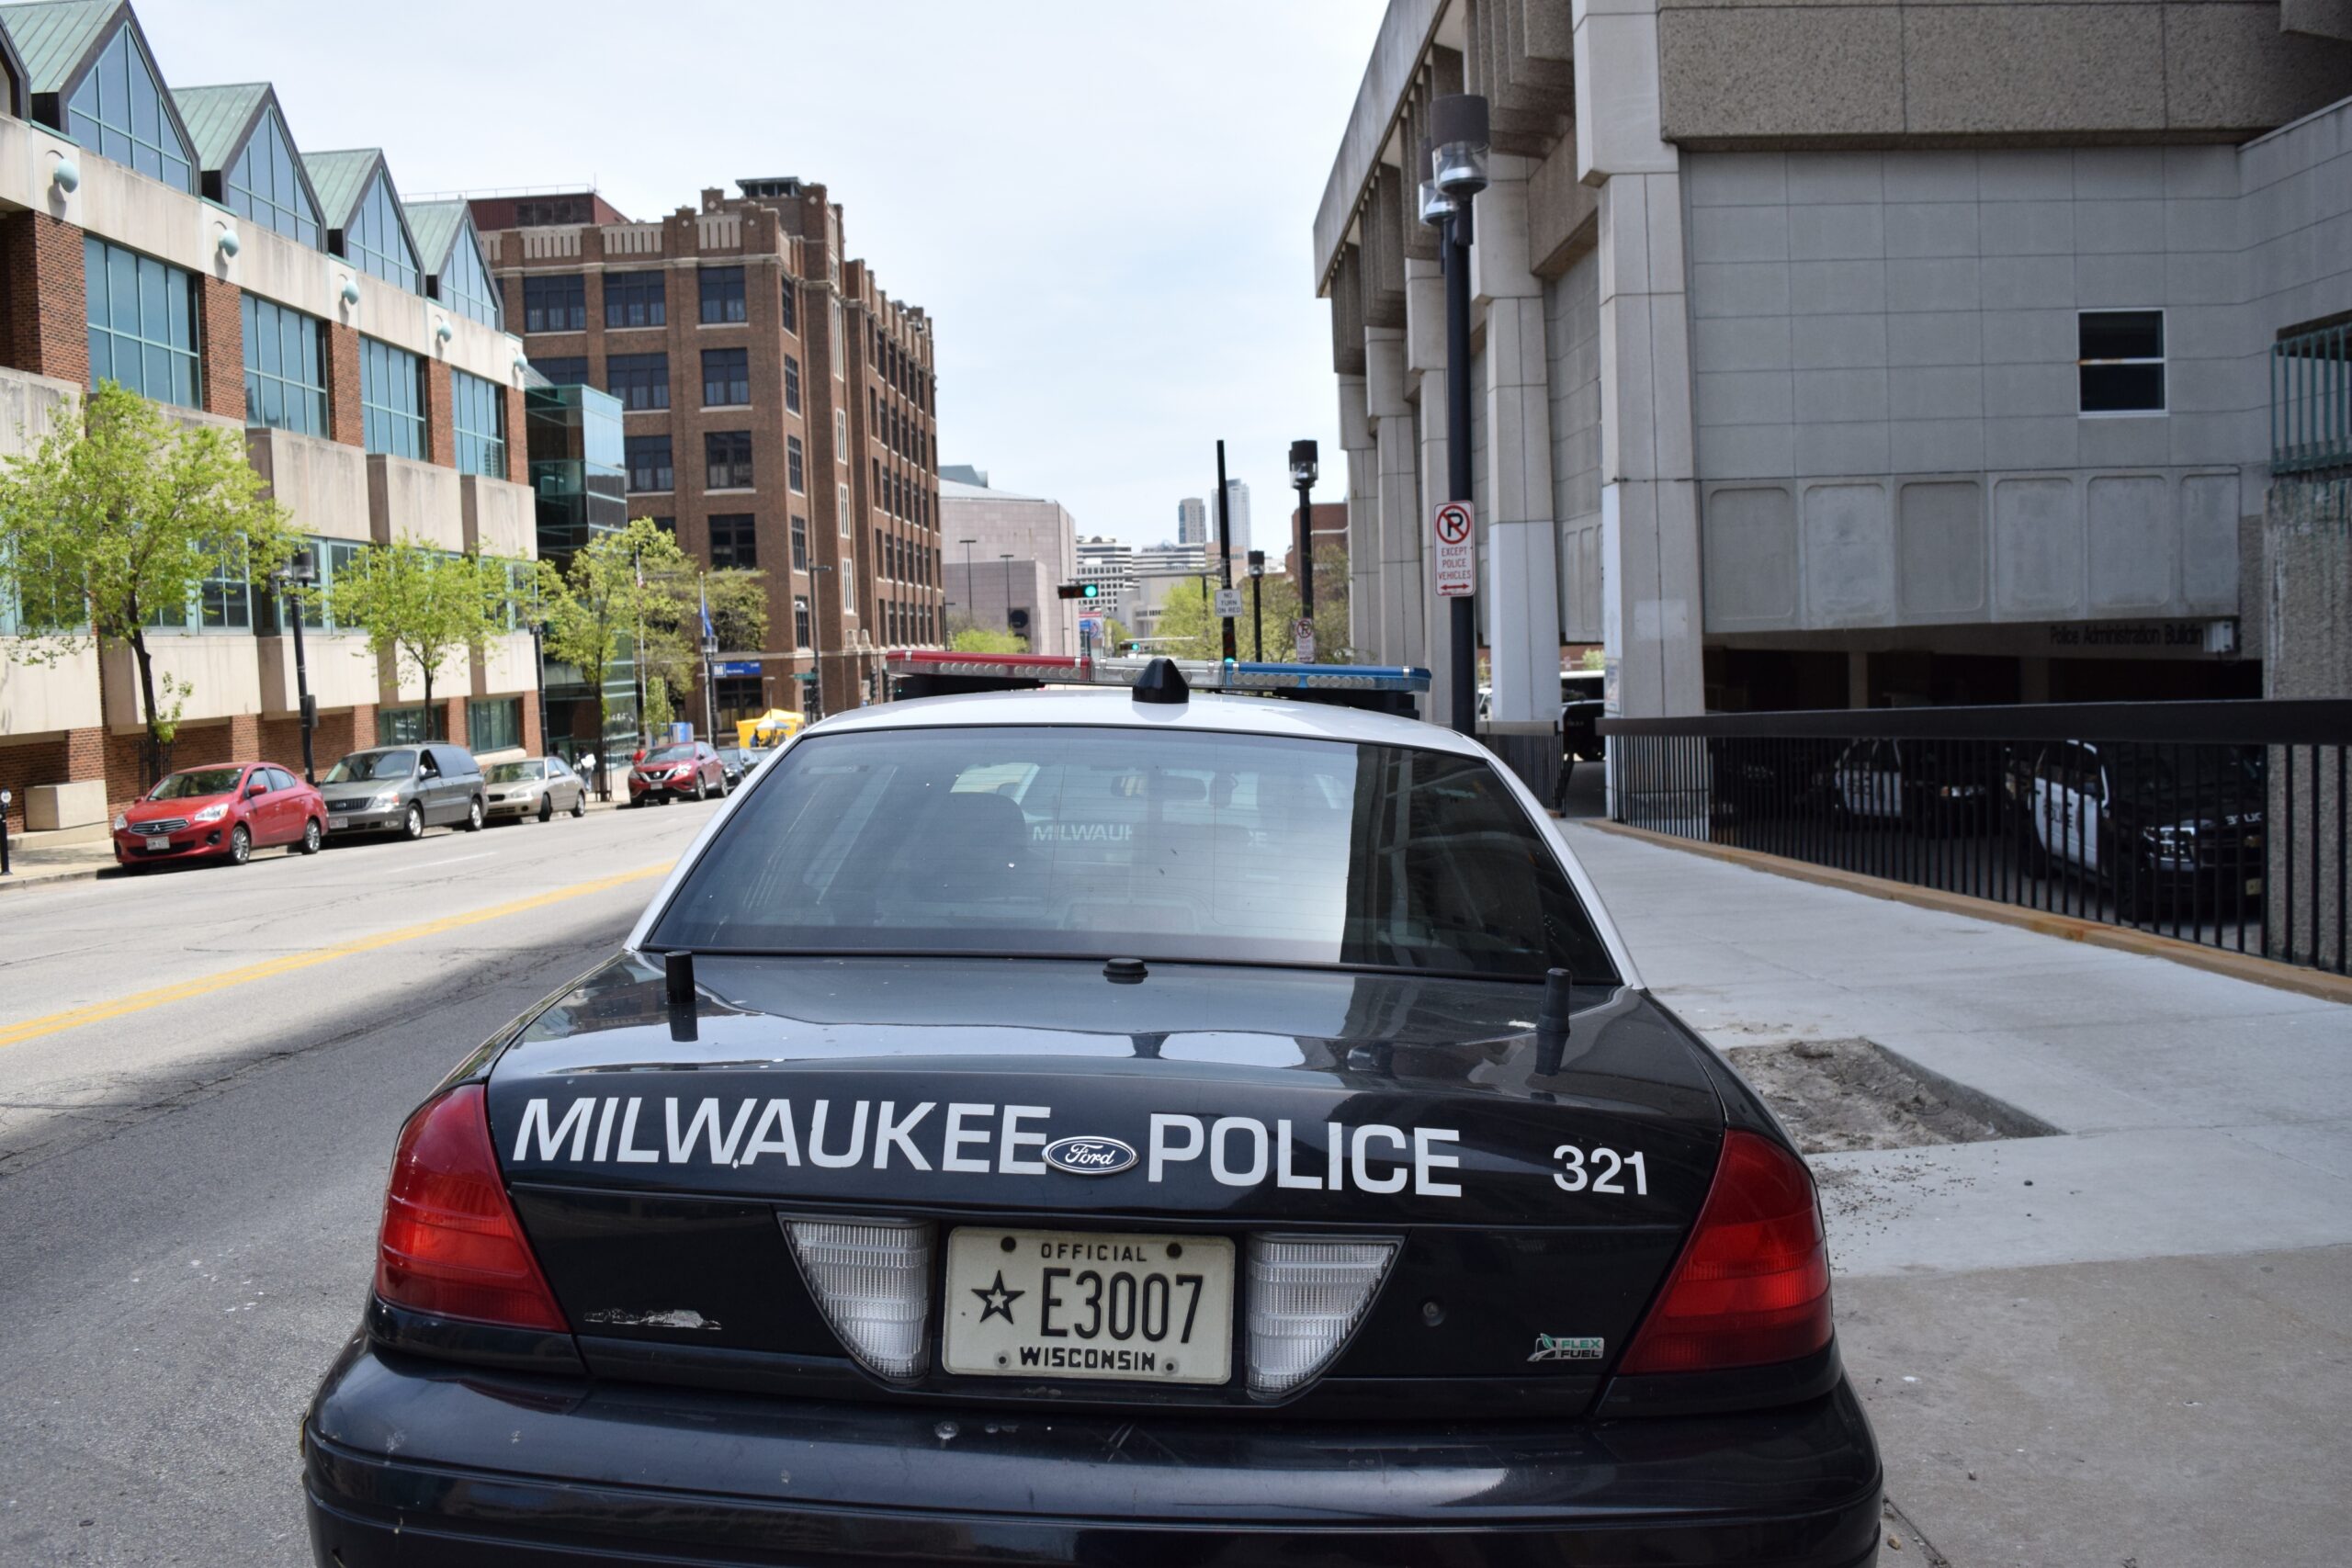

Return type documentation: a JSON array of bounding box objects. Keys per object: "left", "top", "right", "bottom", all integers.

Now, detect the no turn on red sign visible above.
[{"left": 1432, "top": 501, "right": 1475, "bottom": 598}]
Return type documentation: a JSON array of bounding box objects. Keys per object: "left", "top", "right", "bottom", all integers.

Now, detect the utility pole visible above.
[
  {"left": 1215, "top": 440, "right": 1236, "bottom": 662},
  {"left": 274, "top": 547, "right": 319, "bottom": 782}
]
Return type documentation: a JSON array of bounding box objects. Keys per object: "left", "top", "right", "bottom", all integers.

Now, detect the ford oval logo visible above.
[{"left": 1043, "top": 1135, "right": 1137, "bottom": 1177}]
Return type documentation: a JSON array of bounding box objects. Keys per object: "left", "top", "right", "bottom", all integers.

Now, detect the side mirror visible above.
[{"left": 245, "top": 783, "right": 268, "bottom": 799}]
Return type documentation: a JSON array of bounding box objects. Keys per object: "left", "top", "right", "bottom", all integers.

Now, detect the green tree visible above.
[
  {"left": 0, "top": 382, "right": 295, "bottom": 784},
  {"left": 533, "top": 517, "right": 688, "bottom": 758},
  {"left": 1140, "top": 550, "right": 1352, "bottom": 665},
  {"left": 330, "top": 537, "right": 512, "bottom": 742},
  {"left": 947, "top": 622, "right": 1027, "bottom": 655},
  {"left": 638, "top": 566, "right": 769, "bottom": 732}
]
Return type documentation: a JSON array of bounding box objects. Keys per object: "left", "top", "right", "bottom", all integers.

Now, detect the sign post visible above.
[{"left": 1294, "top": 619, "right": 1316, "bottom": 663}]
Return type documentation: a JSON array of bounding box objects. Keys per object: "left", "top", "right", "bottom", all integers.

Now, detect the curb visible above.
[
  {"left": 0, "top": 863, "right": 123, "bottom": 894},
  {"left": 1581, "top": 818, "right": 2352, "bottom": 1008}
]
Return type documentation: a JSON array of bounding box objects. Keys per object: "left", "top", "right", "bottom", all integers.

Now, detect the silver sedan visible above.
[{"left": 482, "top": 758, "right": 589, "bottom": 824}]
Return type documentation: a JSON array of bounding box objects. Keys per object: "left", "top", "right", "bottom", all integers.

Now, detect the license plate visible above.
[
  {"left": 942, "top": 1228, "right": 1234, "bottom": 1385},
  {"left": 330, "top": 817, "right": 349, "bottom": 830},
  {"left": 144, "top": 835, "right": 171, "bottom": 852}
]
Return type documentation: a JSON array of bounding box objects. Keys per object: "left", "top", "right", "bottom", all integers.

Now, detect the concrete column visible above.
[
  {"left": 1336, "top": 373, "right": 1379, "bottom": 661},
  {"left": 1471, "top": 155, "right": 1563, "bottom": 730},
  {"left": 1364, "top": 328, "right": 1425, "bottom": 671},
  {"left": 1577, "top": 0, "right": 1703, "bottom": 723}
]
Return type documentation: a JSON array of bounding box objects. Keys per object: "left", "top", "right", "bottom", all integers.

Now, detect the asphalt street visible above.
[{"left": 0, "top": 799, "right": 715, "bottom": 1566}]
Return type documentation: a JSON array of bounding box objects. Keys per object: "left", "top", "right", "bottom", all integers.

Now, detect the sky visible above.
[{"left": 135, "top": 0, "right": 1386, "bottom": 551}]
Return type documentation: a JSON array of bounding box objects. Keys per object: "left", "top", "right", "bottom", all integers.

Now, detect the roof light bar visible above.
[{"left": 884, "top": 650, "right": 1430, "bottom": 695}]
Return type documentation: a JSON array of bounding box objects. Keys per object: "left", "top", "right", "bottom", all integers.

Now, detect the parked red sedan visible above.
[
  {"left": 628, "top": 741, "right": 729, "bottom": 806},
  {"left": 113, "top": 761, "right": 327, "bottom": 869}
]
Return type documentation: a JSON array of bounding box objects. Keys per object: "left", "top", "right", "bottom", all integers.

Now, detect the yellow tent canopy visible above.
[{"left": 736, "top": 709, "right": 806, "bottom": 750}]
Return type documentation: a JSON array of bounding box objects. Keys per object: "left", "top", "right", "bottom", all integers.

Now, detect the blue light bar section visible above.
[{"left": 1227, "top": 661, "right": 1431, "bottom": 692}]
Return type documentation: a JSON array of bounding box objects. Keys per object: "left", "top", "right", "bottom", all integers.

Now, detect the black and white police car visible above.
[{"left": 303, "top": 652, "right": 1882, "bottom": 1567}]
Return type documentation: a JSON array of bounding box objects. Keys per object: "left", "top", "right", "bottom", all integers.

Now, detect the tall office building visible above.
[
  {"left": 475, "top": 176, "right": 944, "bottom": 723},
  {"left": 1175, "top": 496, "right": 1207, "bottom": 547},
  {"left": 1216, "top": 479, "right": 1251, "bottom": 558},
  {"left": 1074, "top": 536, "right": 1135, "bottom": 620}
]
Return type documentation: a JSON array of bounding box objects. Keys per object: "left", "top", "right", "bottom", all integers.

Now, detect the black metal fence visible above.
[{"left": 1600, "top": 701, "right": 2351, "bottom": 977}]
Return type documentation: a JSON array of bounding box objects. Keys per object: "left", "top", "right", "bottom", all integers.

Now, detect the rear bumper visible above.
[{"left": 303, "top": 1341, "right": 1882, "bottom": 1567}]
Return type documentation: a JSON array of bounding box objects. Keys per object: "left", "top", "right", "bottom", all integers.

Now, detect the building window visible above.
[
  {"left": 703, "top": 346, "right": 751, "bottom": 407},
  {"left": 713, "top": 674, "right": 763, "bottom": 721},
  {"left": 358, "top": 337, "right": 424, "bottom": 457},
  {"left": 64, "top": 24, "right": 192, "bottom": 192},
  {"left": 831, "top": 298, "right": 844, "bottom": 377},
  {"left": 241, "top": 295, "right": 325, "bottom": 435},
  {"left": 606, "top": 352, "right": 670, "bottom": 412},
  {"left": 438, "top": 229, "right": 503, "bottom": 329},
  {"left": 779, "top": 279, "right": 798, "bottom": 334},
  {"left": 605, "top": 270, "right": 666, "bottom": 329},
  {"left": 153, "top": 543, "right": 253, "bottom": 632},
  {"left": 836, "top": 408, "right": 848, "bottom": 455},
  {"left": 452, "top": 369, "right": 506, "bottom": 477},
  {"left": 345, "top": 172, "right": 419, "bottom": 291},
  {"left": 706, "top": 431, "right": 753, "bottom": 491},
  {"left": 514, "top": 196, "right": 594, "bottom": 226},
  {"left": 650, "top": 515, "right": 675, "bottom": 535},
  {"left": 626, "top": 434, "right": 673, "bottom": 492},
  {"left": 793, "top": 595, "right": 811, "bottom": 649},
  {"left": 285, "top": 536, "right": 368, "bottom": 632},
  {"left": 377, "top": 705, "right": 438, "bottom": 744},
  {"left": 226, "top": 107, "right": 316, "bottom": 245},
  {"left": 790, "top": 513, "right": 808, "bottom": 571},
  {"left": 709, "top": 513, "right": 756, "bottom": 570},
  {"left": 842, "top": 569, "right": 855, "bottom": 615},
  {"left": 467, "top": 696, "right": 522, "bottom": 753},
  {"left": 85, "top": 238, "right": 198, "bottom": 407},
  {"left": 699, "top": 265, "right": 747, "bottom": 324},
  {"left": 786, "top": 434, "right": 806, "bottom": 493},
  {"left": 523, "top": 274, "right": 586, "bottom": 334},
  {"left": 528, "top": 355, "right": 588, "bottom": 387},
  {"left": 838, "top": 482, "right": 852, "bottom": 536},
  {"left": 784, "top": 355, "right": 802, "bottom": 413},
  {"left": 2079, "top": 310, "right": 2165, "bottom": 414}
]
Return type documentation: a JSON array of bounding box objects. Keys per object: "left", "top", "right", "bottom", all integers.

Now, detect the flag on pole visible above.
[{"left": 700, "top": 581, "right": 715, "bottom": 643}]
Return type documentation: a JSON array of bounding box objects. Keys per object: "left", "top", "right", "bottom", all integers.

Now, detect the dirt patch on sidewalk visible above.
[{"left": 1730, "top": 1037, "right": 2057, "bottom": 1154}]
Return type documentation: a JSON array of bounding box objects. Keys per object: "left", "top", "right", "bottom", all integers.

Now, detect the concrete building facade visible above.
[
  {"left": 474, "top": 176, "right": 943, "bottom": 722},
  {"left": 0, "top": 0, "right": 537, "bottom": 838},
  {"left": 1075, "top": 535, "right": 1136, "bottom": 622},
  {"left": 1314, "top": 0, "right": 2352, "bottom": 725},
  {"left": 938, "top": 474, "right": 1080, "bottom": 655}
]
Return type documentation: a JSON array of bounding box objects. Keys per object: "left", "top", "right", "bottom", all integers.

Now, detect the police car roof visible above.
[{"left": 804, "top": 687, "right": 1488, "bottom": 754}]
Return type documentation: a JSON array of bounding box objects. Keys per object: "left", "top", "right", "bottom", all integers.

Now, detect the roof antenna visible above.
[
  {"left": 1132, "top": 657, "right": 1189, "bottom": 705},
  {"left": 1534, "top": 967, "right": 1573, "bottom": 1077}
]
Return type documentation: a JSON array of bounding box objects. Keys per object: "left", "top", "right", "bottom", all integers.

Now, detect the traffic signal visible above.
[{"left": 1056, "top": 582, "right": 1100, "bottom": 600}]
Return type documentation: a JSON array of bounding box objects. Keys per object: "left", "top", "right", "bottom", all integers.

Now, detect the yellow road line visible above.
[{"left": 0, "top": 861, "right": 673, "bottom": 1052}]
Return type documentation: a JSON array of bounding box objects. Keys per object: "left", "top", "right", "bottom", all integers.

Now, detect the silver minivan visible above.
[{"left": 318, "top": 743, "right": 488, "bottom": 840}]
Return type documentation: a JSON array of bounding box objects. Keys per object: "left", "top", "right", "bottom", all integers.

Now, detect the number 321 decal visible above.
[{"left": 1554, "top": 1145, "right": 1648, "bottom": 1195}]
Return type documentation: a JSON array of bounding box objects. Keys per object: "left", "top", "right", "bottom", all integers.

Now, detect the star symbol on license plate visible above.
[{"left": 972, "top": 1269, "right": 1024, "bottom": 1325}]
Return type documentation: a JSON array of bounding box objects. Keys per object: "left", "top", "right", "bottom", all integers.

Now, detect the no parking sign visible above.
[{"left": 1432, "top": 501, "right": 1475, "bottom": 598}]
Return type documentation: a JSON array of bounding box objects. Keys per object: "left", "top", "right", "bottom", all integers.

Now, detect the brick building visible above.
[
  {"left": 473, "top": 177, "right": 943, "bottom": 724},
  {"left": 0, "top": 0, "right": 538, "bottom": 838}
]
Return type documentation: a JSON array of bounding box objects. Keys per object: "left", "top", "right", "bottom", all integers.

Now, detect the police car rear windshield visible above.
[{"left": 651, "top": 725, "right": 1617, "bottom": 984}]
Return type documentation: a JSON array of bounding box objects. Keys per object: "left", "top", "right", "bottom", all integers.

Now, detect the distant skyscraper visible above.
[{"left": 1176, "top": 497, "right": 1207, "bottom": 547}]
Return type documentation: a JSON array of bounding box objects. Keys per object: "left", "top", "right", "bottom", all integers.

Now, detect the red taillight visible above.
[
  {"left": 374, "top": 1084, "right": 569, "bottom": 1332},
  {"left": 1618, "top": 1130, "right": 1832, "bottom": 1374}
]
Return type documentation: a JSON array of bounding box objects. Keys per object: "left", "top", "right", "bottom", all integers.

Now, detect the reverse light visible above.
[
  {"left": 374, "top": 1085, "right": 569, "bottom": 1332},
  {"left": 1618, "top": 1131, "right": 1831, "bottom": 1374},
  {"left": 1245, "top": 1235, "right": 1396, "bottom": 1397},
  {"left": 193, "top": 803, "right": 229, "bottom": 824},
  {"left": 782, "top": 1218, "right": 933, "bottom": 1381}
]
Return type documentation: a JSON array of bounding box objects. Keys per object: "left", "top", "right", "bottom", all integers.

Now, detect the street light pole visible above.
[
  {"left": 1248, "top": 549, "right": 1265, "bottom": 661},
  {"left": 273, "top": 547, "right": 319, "bottom": 783},
  {"left": 1214, "top": 440, "right": 1236, "bottom": 662},
  {"left": 1425, "top": 95, "right": 1489, "bottom": 738},
  {"left": 1289, "top": 439, "right": 1318, "bottom": 661},
  {"left": 959, "top": 537, "right": 978, "bottom": 632}
]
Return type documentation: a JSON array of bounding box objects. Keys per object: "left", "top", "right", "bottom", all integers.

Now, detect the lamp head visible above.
[
  {"left": 1289, "top": 439, "right": 1319, "bottom": 487},
  {"left": 1417, "top": 174, "right": 1453, "bottom": 229},
  {"left": 1429, "top": 94, "right": 1491, "bottom": 200}
]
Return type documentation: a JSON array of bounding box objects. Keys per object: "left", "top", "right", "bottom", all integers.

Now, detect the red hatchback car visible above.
[
  {"left": 114, "top": 761, "right": 327, "bottom": 869},
  {"left": 628, "top": 741, "right": 729, "bottom": 806}
]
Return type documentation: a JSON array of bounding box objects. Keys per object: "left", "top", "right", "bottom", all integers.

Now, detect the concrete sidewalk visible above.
[{"left": 1566, "top": 823, "right": 2352, "bottom": 1568}]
